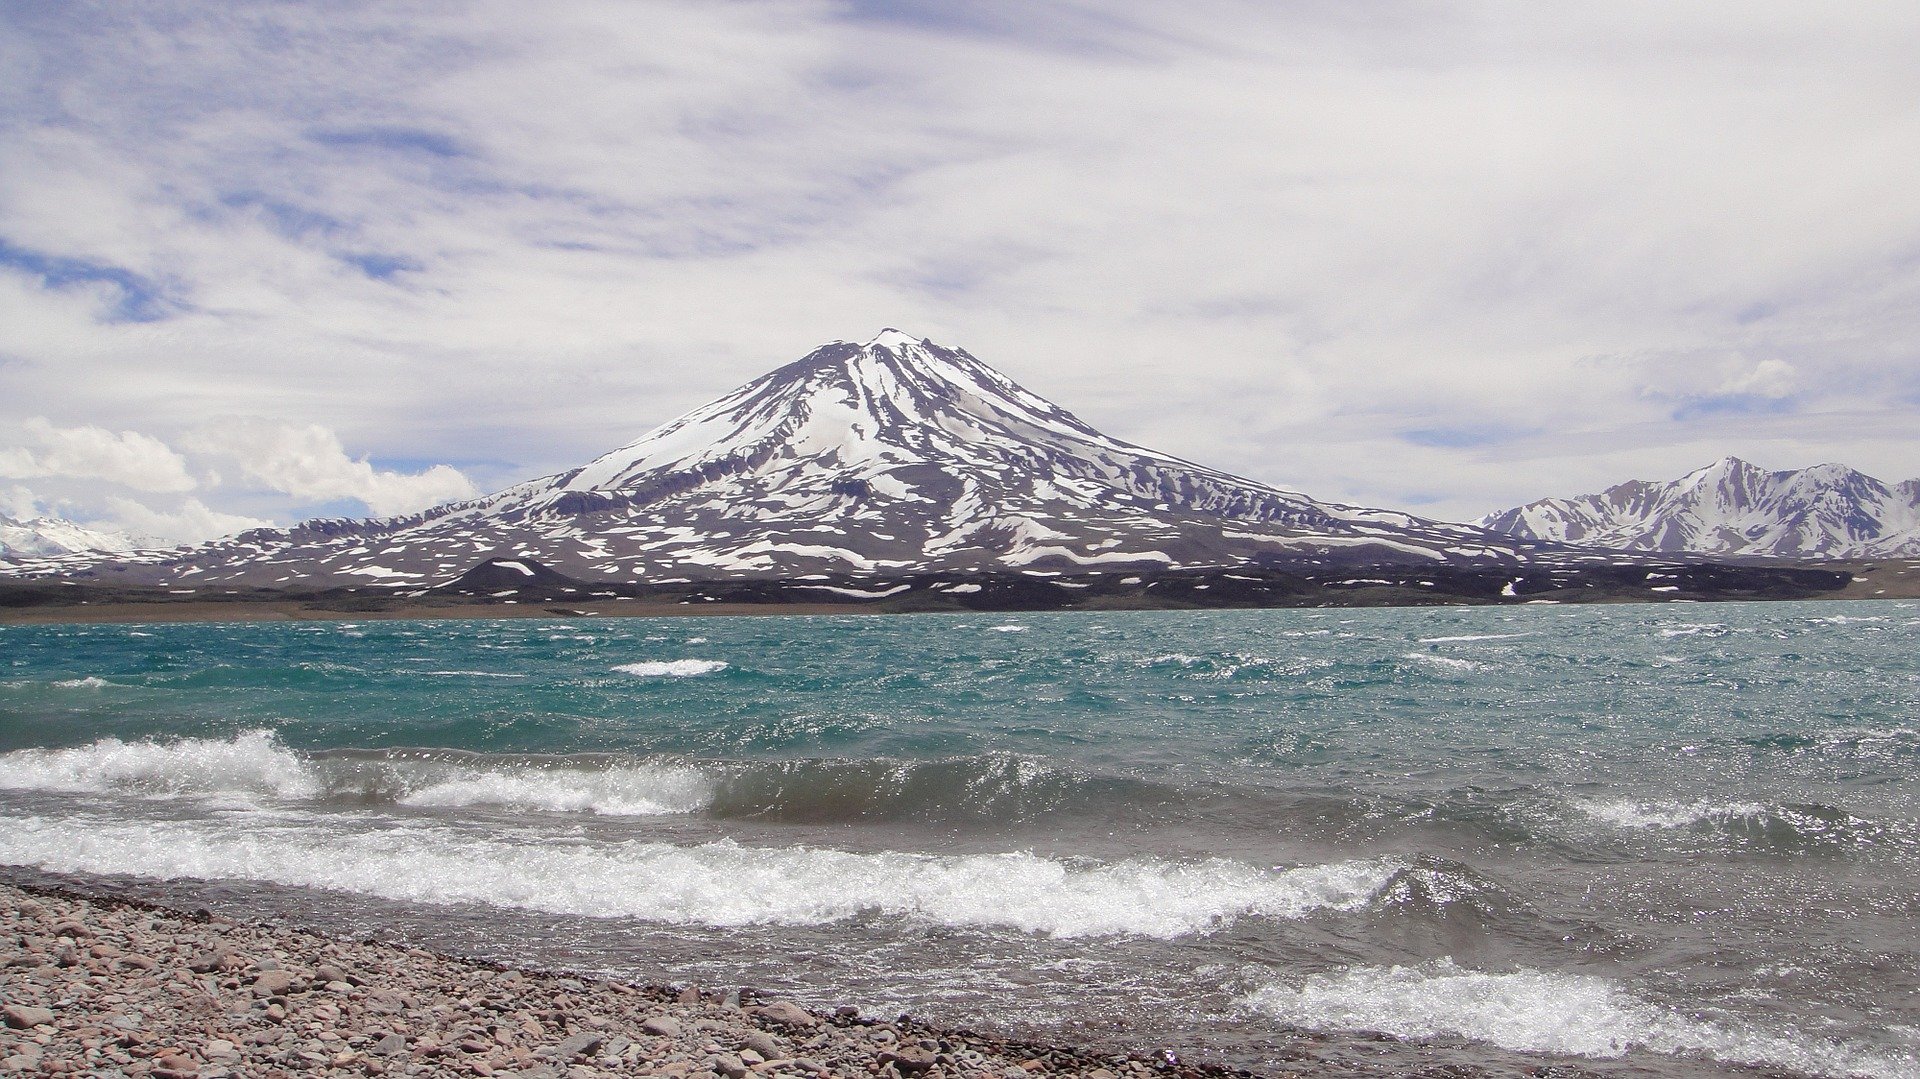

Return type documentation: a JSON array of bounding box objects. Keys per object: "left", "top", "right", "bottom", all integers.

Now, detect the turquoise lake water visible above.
[{"left": 1, "top": 601, "right": 1916, "bottom": 1077}]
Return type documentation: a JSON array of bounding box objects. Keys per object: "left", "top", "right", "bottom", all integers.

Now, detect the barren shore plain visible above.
[
  {"left": 1, "top": 559, "right": 1910, "bottom": 626},
  {"left": 1, "top": 882, "right": 1251, "bottom": 1079}
]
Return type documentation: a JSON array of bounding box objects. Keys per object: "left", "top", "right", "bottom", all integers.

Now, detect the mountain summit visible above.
[
  {"left": 1478, "top": 456, "right": 1920, "bottom": 558},
  {"left": 31, "top": 332, "right": 1531, "bottom": 587},
  {"left": 0, "top": 514, "right": 148, "bottom": 562}
]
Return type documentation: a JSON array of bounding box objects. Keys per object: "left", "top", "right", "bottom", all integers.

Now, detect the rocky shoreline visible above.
[
  {"left": 0, "top": 883, "right": 1252, "bottom": 1079},
  {"left": 2, "top": 555, "right": 1892, "bottom": 628}
]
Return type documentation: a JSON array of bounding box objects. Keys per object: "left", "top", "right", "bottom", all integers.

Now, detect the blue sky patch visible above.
[
  {"left": 1671, "top": 393, "right": 1798, "bottom": 421},
  {"left": 338, "top": 252, "right": 421, "bottom": 280},
  {"left": 311, "top": 126, "right": 471, "bottom": 159},
  {"left": 1399, "top": 424, "right": 1521, "bottom": 449},
  {"left": 220, "top": 193, "right": 343, "bottom": 239},
  {"left": 0, "top": 237, "right": 177, "bottom": 322}
]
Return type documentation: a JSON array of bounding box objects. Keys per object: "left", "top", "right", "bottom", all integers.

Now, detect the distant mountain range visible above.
[
  {"left": 0, "top": 515, "right": 146, "bottom": 561},
  {"left": 1479, "top": 456, "right": 1920, "bottom": 559},
  {"left": 0, "top": 336, "right": 1898, "bottom": 601},
  {"left": 21, "top": 330, "right": 1554, "bottom": 589}
]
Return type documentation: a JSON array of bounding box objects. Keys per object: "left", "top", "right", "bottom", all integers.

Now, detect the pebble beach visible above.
[{"left": 0, "top": 884, "right": 1234, "bottom": 1079}]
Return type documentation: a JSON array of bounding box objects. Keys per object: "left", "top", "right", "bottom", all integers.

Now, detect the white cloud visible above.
[
  {"left": 0, "top": 2, "right": 1916, "bottom": 525},
  {"left": 1718, "top": 359, "right": 1798, "bottom": 399},
  {"left": 0, "top": 484, "right": 43, "bottom": 520},
  {"left": 0, "top": 418, "right": 196, "bottom": 492},
  {"left": 103, "top": 496, "right": 269, "bottom": 546},
  {"left": 184, "top": 421, "right": 478, "bottom": 517}
]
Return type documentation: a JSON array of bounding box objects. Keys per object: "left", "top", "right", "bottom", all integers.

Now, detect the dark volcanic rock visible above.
[{"left": 432, "top": 556, "right": 591, "bottom": 600}]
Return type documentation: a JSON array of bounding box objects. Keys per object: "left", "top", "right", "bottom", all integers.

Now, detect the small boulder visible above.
[
  {"left": 750, "top": 1000, "right": 816, "bottom": 1028},
  {"left": 186, "top": 949, "right": 232, "bottom": 974},
  {"left": 2, "top": 1004, "right": 54, "bottom": 1029},
  {"left": 152, "top": 1050, "right": 200, "bottom": 1078},
  {"left": 639, "top": 1016, "right": 682, "bottom": 1038},
  {"left": 552, "top": 1032, "right": 604, "bottom": 1059},
  {"left": 739, "top": 1031, "right": 781, "bottom": 1059},
  {"left": 879, "top": 1047, "right": 938, "bottom": 1075}
]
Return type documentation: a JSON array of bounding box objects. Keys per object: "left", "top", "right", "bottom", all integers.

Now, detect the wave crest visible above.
[
  {"left": 708, "top": 754, "right": 1167, "bottom": 825},
  {"left": 0, "top": 730, "right": 318, "bottom": 799},
  {"left": 1243, "top": 960, "right": 1914, "bottom": 1079},
  {"left": 613, "top": 659, "right": 729, "bottom": 678},
  {"left": 1575, "top": 798, "right": 1898, "bottom": 851},
  {"left": 0, "top": 815, "right": 1400, "bottom": 939}
]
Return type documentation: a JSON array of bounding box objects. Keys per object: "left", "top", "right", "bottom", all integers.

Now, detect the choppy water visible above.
[{"left": 1, "top": 602, "right": 1916, "bottom": 1078}]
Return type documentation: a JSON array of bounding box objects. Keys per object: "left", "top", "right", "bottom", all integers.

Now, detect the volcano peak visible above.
[
  {"left": 864, "top": 328, "right": 924, "bottom": 349},
  {"left": 34, "top": 332, "right": 1526, "bottom": 585}
]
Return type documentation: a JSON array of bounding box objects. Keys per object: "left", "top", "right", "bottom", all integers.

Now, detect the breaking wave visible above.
[
  {"left": 0, "top": 733, "right": 709, "bottom": 815},
  {"left": 706, "top": 754, "right": 1172, "bottom": 824},
  {"left": 1243, "top": 960, "right": 1915, "bottom": 1079},
  {"left": 0, "top": 734, "right": 1172, "bottom": 825},
  {"left": 1574, "top": 798, "right": 1902, "bottom": 851},
  {"left": 1401, "top": 653, "right": 1485, "bottom": 672},
  {"left": 0, "top": 730, "right": 319, "bottom": 800},
  {"left": 0, "top": 814, "right": 1399, "bottom": 939},
  {"left": 612, "top": 659, "right": 730, "bottom": 678},
  {"left": 397, "top": 765, "right": 712, "bottom": 816}
]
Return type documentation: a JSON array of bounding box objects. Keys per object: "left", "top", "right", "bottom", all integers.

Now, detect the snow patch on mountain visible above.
[{"left": 1477, "top": 457, "right": 1920, "bottom": 559}]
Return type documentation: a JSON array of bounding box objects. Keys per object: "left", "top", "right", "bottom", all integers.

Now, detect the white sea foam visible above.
[
  {"left": 0, "top": 732, "right": 716, "bottom": 816},
  {"left": 1575, "top": 798, "right": 1767, "bottom": 829},
  {"left": 1401, "top": 653, "right": 1483, "bottom": 671},
  {"left": 1658, "top": 623, "right": 1729, "bottom": 638},
  {"left": 399, "top": 764, "right": 712, "bottom": 816},
  {"left": 0, "top": 815, "right": 1399, "bottom": 938},
  {"left": 612, "top": 659, "right": 729, "bottom": 678},
  {"left": 1416, "top": 633, "right": 1529, "bottom": 643},
  {"left": 988, "top": 625, "right": 1028, "bottom": 633},
  {"left": 0, "top": 730, "right": 318, "bottom": 799},
  {"left": 418, "top": 670, "right": 528, "bottom": 679},
  {"left": 1243, "top": 961, "right": 1914, "bottom": 1079},
  {"left": 53, "top": 676, "right": 112, "bottom": 688}
]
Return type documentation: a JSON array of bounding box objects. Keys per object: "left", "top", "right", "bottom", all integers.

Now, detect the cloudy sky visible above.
[{"left": 3, "top": 0, "right": 1917, "bottom": 541}]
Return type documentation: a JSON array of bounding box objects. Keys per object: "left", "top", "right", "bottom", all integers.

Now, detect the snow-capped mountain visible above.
[
  {"left": 0, "top": 514, "right": 146, "bottom": 561},
  {"left": 27, "top": 330, "right": 1539, "bottom": 587},
  {"left": 1478, "top": 456, "right": 1920, "bottom": 559}
]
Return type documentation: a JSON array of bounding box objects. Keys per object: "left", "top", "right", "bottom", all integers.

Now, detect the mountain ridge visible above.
[
  {"left": 0, "top": 514, "right": 149, "bottom": 562},
  {"left": 1477, "top": 455, "right": 1920, "bottom": 558}
]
